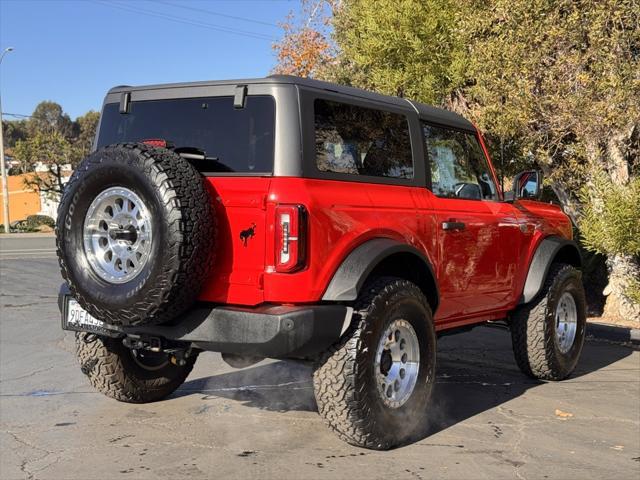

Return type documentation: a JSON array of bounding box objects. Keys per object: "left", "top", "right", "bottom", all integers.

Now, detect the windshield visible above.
[{"left": 97, "top": 95, "right": 275, "bottom": 174}]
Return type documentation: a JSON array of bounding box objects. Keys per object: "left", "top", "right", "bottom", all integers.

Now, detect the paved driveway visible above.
[{"left": 1, "top": 236, "right": 639, "bottom": 479}]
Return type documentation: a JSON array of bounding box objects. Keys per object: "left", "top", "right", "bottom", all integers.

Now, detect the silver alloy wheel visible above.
[
  {"left": 374, "top": 319, "right": 420, "bottom": 409},
  {"left": 555, "top": 292, "right": 578, "bottom": 354},
  {"left": 83, "top": 187, "right": 152, "bottom": 284}
]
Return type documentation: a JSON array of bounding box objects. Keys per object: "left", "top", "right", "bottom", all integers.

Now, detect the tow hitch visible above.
[{"left": 122, "top": 335, "right": 194, "bottom": 366}]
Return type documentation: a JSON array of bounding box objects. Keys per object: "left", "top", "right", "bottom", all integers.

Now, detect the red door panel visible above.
[{"left": 429, "top": 195, "right": 521, "bottom": 322}]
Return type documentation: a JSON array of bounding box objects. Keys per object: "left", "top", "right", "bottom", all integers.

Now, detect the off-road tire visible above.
[
  {"left": 313, "top": 277, "right": 437, "bottom": 450},
  {"left": 57, "top": 143, "right": 216, "bottom": 327},
  {"left": 75, "top": 332, "right": 197, "bottom": 403},
  {"left": 510, "top": 263, "right": 586, "bottom": 380}
]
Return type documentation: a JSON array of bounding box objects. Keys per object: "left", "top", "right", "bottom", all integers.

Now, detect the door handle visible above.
[{"left": 442, "top": 221, "right": 466, "bottom": 231}]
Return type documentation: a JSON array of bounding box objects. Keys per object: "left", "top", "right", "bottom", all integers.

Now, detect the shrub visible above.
[
  {"left": 25, "top": 215, "right": 55, "bottom": 229},
  {"left": 580, "top": 173, "right": 640, "bottom": 258}
]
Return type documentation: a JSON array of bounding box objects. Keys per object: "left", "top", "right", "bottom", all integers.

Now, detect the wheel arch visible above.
[
  {"left": 321, "top": 238, "right": 439, "bottom": 314},
  {"left": 520, "top": 236, "right": 582, "bottom": 304}
]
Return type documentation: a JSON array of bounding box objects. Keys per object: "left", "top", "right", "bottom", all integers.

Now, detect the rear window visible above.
[
  {"left": 314, "top": 99, "right": 413, "bottom": 179},
  {"left": 97, "top": 95, "right": 275, "bottom": 174}
]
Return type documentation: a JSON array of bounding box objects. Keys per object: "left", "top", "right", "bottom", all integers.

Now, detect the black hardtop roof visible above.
[{"left": 108, "top": 75, "right": 475, "bottom": 131}]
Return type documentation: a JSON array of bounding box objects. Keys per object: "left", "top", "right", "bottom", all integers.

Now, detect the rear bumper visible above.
[{"left": 58, "top": 285, "right": 351, "bottom": 359}]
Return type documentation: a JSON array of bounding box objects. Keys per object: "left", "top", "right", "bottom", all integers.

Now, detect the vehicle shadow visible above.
[{"left": 176, "top": 324, "right": 635, "bottom": 438}]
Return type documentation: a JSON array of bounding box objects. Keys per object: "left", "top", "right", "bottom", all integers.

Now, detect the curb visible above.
[{"left": 587, "top": 322, "right": 640, "bottom": 345}]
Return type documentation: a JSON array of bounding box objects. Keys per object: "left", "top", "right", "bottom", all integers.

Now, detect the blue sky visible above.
[{"left": 0, "top": 0, "right": 298, "bottom": 120}]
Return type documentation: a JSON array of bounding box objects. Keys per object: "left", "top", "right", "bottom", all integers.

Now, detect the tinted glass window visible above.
[
  {"left": 423, "top": 124, "right": 497, "bottom": 200},
  {"left": 314, "top": 99, "right": 413, "bottom": 179},
  {"left": 97, "top": 96, "right": 275, "bottom": 173}
]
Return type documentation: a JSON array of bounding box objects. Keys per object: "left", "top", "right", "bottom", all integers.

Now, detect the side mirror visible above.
[{"left": 511, "top": 170, "right": 543, "bottom": 200}]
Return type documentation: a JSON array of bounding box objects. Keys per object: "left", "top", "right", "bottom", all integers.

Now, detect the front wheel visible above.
[
  {"left": 75, "top": 333, "right": 197, "bottom": 403},
  {"left": 510, "top": 263, "right": 587, "bottom": 380},
  {"left": 313, "top": 277, "right": 437, "bottom": 450}
]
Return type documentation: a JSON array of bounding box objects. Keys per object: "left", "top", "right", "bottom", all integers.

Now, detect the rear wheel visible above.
[
  {"left": 510, "top": 263, "right": 586, "bottom": 380},
  {"left": 313, "top": 277, "right": 436, "bottom": 450},
  {"left": 75, "top": 332, "right": 197, "bottom": 403}
]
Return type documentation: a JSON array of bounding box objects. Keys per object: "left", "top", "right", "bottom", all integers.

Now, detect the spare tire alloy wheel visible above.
[
  {"left": 83, "top": 187, "right": 153, "bottom": 284},
  {"left": 57, "top": 143, "right": 216, "bottom": 327}
]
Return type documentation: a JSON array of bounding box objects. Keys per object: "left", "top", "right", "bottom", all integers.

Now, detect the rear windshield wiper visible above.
[{"left": 173, "top": 146, "right": 234, "bottom": 173}]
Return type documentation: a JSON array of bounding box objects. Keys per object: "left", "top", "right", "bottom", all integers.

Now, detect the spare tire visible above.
[{"left": 56, "top": 143, "right": 216, "bottom": 327}]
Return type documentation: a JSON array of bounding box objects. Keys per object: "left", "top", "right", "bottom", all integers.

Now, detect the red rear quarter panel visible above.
[
  {"left": 261, "top": 178, "right": 437, "bottom": 303},
  {"left": 198, "top": 177, "right": 438, "bottom": 306}
]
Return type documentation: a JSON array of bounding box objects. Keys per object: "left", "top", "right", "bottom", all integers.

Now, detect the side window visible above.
[
  {"left": 423, "top": 123, "right": 497, "bottom": 200},
  {"left": 314, "top": 99, "right": 413, "bottom": 179}
]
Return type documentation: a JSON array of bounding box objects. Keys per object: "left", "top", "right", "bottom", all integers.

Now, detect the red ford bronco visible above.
[{"left": 57, "top": 75, "right": 586, "bottom": 449}]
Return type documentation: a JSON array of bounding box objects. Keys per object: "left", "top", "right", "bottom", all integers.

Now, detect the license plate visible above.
[{"left": 63, "top": 298, "right": 118, "bottom": 336}]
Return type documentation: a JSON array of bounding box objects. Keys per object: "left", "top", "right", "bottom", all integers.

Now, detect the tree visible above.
[
  {"left": 272, "top": 0, "right": 336, "bottom": 78},
  {"left": 461, "top": 0, "right": 639, "bottom": 319},
  {"left": 28, "top": 101, "right": 73, "bottom": 138},
  {"left": 13, "top": 130, "right": 75, "bottom": 196},
  {"left": 73, "top": 110, "right": 100, "bottom": 158},
  {"left": 580, "top": 173, "right": 640, "bottom": 318},
  {"left": 280, "top": 0, "right": 640, "bottom": 318},
  {"left": 2, "top": 119, "right": 28, "bottom": 149},
  {"left": 12, "top": 103, "right": 100, "bottom": 197},
  {"left": 330, "top": 0, "right": 467, "bottom": 105}
]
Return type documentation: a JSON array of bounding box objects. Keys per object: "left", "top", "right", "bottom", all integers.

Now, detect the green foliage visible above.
[
  {"left": 461, "top": 0, "right": 639, "bottom": 225},
  {"left": 9, "top": 102, "right": 99, "bottom": 193},
  {"left": 580, "top": 171, "right": 640, "bottom": 257},
  {"left": 328, "top": 0, "right": 468, "bottom": 104},
  {"left": 14, "top": 130, "right": 76, "bottom": 195},
  {"left": 2, "top": 119, "right": 28, "bottom": 149},
  {"left": 628, "top": 278, "right": 640, "bottom": 305},
  {"left": 73, "top": 110, "right": 100, "bottom": 157},
  {"left": 28, "top": 101, "right": 73, "bottom": 137},
  {"left": 25, "top": 215, "right": 55, "bottom": 229}
]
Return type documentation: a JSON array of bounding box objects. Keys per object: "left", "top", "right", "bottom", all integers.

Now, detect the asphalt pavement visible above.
[
  {"left": 1, "top": 235, "right": 639, "bottom": 479},
  {"left": 0, "top": 233, "right": 56, "bottom": 261}
]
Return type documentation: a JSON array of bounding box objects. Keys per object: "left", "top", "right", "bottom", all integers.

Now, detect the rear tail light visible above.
[
  {"left": 275, "top": 204, "right": 307, "bottom": 273},
  {"left": 142, "top": 138, "right": 168, "bottom": 148}
]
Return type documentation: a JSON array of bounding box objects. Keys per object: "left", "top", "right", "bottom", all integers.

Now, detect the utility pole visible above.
[{"left": 0, "top": 47, "right": 15, "bottom": 234}]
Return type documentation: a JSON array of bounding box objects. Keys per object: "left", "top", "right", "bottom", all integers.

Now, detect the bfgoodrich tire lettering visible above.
[
  {"left": 56, "top": 143, "right": 216, "bottom": 327},
  {"left": 313, "top": 277, "right": 437, "bottom": 450},
  {"left": 510, "top": 263, "right": 587, "bottom": 380}
]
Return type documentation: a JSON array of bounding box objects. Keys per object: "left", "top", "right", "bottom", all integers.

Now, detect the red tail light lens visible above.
[
  {"left": 142, "top": 138, "right": 168, "bottom": 148},
  {"left": 275, "top": 204, "right": 307, "bottom": 273}
]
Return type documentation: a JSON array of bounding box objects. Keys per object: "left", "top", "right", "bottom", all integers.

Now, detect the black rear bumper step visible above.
[{"left": 58, "top": 285, "right": 351, "bottom": 359}]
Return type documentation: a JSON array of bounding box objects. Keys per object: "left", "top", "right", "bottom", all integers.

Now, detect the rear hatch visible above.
[{"left": 95, "top": 94, "right": 276, "bottom": 305}]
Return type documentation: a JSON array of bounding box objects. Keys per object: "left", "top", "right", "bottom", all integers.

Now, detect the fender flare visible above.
[
  {"left": 321, "top": 238, "right": 439, "bottom": 310},
  {"left": 520, "top": 236, "right": 582, "bottom": 304}
]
